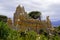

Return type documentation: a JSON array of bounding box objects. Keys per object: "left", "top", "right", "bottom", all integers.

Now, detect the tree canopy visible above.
[
  {"left": 28, "top": 11, "right": 41, "bottom": 20},
  {"left": 0, "top": 15, "right": 7, "bottom": 22}
]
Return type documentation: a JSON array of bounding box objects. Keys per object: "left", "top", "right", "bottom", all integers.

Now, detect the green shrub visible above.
[{"left": 0, "top": 21, "right": 10, "bottom": 40}]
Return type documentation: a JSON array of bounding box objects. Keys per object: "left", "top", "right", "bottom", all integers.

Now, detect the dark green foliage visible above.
[
  {"left": 0, "top": 21, "right": 10, "bottom": 40},
  {"left": 43, "top": 32, "right": 48, "bottom": 37},
  {"left": 39, "top": 29, "right": 44, "bottom": 34},
  {"left": 20, "top": 32, "right": 27, "bottom": 37},
  {"left": 0, "top": 21, "right": 60, "bottom": 40},
  {"left": 0, "top": 21, "right": 21, "bottom": 40},
  {"left": 26, "top": 31, "right": 37, "bottom": 40},
  {"left": 0, "top": 15, "right": 7, "bottom": 22},
  {"left": 28, "top": 11, "right": 41, "bottom": 19},
  {"left": 58, "top": 26, "right": 60, "bottom": 30},
  {"left": 19, "top": 31, "right": 37, "bottom": 40}
]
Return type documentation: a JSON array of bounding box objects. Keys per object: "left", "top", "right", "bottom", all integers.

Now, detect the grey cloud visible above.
[
  {"left": 0, "top": 0, "right": 60, "bottom": 21},
  {"left": 49, "top": 4, "right": 60, "bottom": 16},
  {"left": 0, "top": 0, "right": 17, "bottom": 18},
  {"left": 47, "top": 4, "right": 60, "bottom": 21}
]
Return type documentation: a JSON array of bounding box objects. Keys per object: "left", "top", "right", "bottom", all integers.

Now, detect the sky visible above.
[{"left": 0, "top": 0, "right": 60, "bottom": 22}]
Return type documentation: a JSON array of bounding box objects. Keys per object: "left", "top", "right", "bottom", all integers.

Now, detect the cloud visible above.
[{"left": 0, "top": 0, "right": 60, "bottom": 21}]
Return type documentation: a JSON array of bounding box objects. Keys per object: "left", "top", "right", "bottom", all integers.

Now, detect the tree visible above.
[
  {"left": 28, "top": 11, "right": 41, "bottom": 20},
  {"left": 58, "top": 26, "right": 60, "bottom": 30},
  {"left": 0, "top": 21, "right": 21, "bottom": 40},
  {"left": 0, "top": 15, "right": 7, "bottom": 22},
  {"left": 0, "top": 21, "right": 10, "bottom": 40}
]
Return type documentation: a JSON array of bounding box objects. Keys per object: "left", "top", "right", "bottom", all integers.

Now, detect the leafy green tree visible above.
[
  {"left": 0, "top": 21, "right": 22, "bottom": 40},
  {"left": 28, "top": 11, "right": 41, "bottom": 20},
  {"left": 0, "top": 21, "right": 10, "bottom": 40},
  {"left": 0, "top": 15, "right": 7, "bottom": 22}
]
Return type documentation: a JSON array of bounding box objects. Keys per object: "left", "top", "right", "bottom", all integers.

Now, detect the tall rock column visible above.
[{"left": 46, "top": 16, "right": 52, "bottom": 28}]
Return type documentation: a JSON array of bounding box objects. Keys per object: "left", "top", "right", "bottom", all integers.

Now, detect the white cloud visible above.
[{"left": 0, "top": 0, "right": 60, "bottom": 21}]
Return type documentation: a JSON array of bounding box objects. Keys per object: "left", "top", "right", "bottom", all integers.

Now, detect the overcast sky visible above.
[{"left": 0, "top": 0, "right": 60, "bottom": 22}]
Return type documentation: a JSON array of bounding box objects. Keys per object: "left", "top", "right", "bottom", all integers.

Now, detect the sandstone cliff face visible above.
[
  {"left": 7, "top": 18, "right": 12, "bottom": 27},
  {"left": 13, "top": 5, "right": 52, "bottom": 32}
]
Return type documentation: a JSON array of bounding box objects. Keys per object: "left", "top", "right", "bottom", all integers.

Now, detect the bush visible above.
[
  {"left": 0, "top": 21, "right": 21, "bottom": 40},
  {"left": 0, "top": 21, "right": 10, "bottom": 40},
  {"left": 0, "top": 15, "right": 7, "bottom": 22}
]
